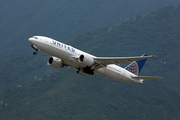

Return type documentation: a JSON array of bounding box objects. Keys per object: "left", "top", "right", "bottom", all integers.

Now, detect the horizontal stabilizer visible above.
[{"left": 132, "top": 76, "right": 162, "bottom": 80}]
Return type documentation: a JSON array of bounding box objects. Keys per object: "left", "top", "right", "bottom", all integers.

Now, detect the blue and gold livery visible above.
[{"left": 125, "top": 54, "right": 148, "bottom": 75}]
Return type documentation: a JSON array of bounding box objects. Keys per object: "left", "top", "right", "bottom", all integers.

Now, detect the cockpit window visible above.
[{"left": 33, "top": 37, "right": 38, "bottom": 39}]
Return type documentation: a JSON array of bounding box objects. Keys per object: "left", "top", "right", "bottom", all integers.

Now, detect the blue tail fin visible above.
[{"left": 125, "top": 54, "right": 148, "bottom": 75}]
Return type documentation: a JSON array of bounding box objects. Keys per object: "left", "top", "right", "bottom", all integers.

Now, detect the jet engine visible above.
[
  {"left": 47, "top": 57, "right": 63, "bottom": 69},
  {"left": 78, "top": 54, "right": 94, "bottom": 67}
]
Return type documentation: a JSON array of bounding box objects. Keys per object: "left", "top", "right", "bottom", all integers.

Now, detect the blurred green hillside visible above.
[
  {"left": 0, "top": 0, "right": 180, "bottom": 59},
  {"left": 0, "top": 5, "right": 180, "bottom": 120},
  {"left": 67, "top": 5, "right": 180, "bottom": 89},
  {"left": 0, "top": 70, "right": 179, "bottom": 120}
]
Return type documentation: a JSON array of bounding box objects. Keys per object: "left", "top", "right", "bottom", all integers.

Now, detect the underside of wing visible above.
[{"left": 94, "top": 55, "right": 156, "bottom": 65}]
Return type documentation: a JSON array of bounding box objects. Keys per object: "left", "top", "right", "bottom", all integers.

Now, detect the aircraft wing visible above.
[{"left": 94, "top": 55, "right": 156, "bottom": 65}]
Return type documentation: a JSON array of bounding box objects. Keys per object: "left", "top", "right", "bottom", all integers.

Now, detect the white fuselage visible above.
[{"left": 29, "top": 36, "right": 143, "bottom": 83}]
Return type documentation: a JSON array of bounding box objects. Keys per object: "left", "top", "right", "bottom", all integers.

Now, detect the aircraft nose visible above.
[
  {"left": 28, "top": 37, "right": 32, "bottom": 41},
  {"left": 28, "top": 37, "right": 37, "bottom": 44},
  {"left": 28, "top": 37, "right": 34, "bottom": 44}
]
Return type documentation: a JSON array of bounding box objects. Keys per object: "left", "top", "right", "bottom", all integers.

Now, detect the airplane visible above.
[{"left": 28, "top": 36, "right": 161, "bottom": 83}]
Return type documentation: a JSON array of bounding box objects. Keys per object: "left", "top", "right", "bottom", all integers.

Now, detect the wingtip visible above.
[
  {"left": 142, "top": 54, "right": 157, "bottom": 58},
  {"left": 152, "top": 55, "right": 157, "bottom": 57},
  {"left": 150, "top": 55, "right": 157, "bottom": 58}
]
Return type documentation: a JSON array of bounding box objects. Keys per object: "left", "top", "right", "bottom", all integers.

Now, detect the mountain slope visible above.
[
  {"left": 0, "top": 70, "right": 180, "bottom": 120},
  {"left": 1, "top": 5, "right": 180, "bottom": 92},
  {"left": 0, "top": 5, "right": 180, "bottom": 120},
  {"left": 66, "top": 5, "right": 180, "bottom": 89},
  {"left": 1, "top": 0, "right": 180, "bottom": 59}
]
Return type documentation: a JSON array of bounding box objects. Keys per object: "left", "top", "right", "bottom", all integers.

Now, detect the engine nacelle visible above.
[
  {"left": 47, "top": 57, "right": 63, "bottom": 69},
  {"left": 78, "top": 54, "right": 94, "bottom": 67}
]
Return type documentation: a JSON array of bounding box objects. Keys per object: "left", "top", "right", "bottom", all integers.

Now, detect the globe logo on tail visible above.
[
  {"left": 125, "top": 61, "right": 139, "bottom": 75},
  {"left": 125, "top": 54, "right": 148, "bottom": 76}
]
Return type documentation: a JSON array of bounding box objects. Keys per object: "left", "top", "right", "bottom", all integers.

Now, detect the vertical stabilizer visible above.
[{"left": 125, "top": 54, "right": 148, "bottom": 75}]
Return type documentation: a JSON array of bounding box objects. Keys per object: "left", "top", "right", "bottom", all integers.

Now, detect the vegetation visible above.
[
  {"left": 0, "top": 0, "right": 180, "bottom": 59},
  {"left": 67, "top": 5, "right": 180, "bottom": 90},
  {"left": 0, "top": 70, "right": 180, "bottom": 120},
  {"left": 0, "top": 4, "right": 180, "bottom": 120}
]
